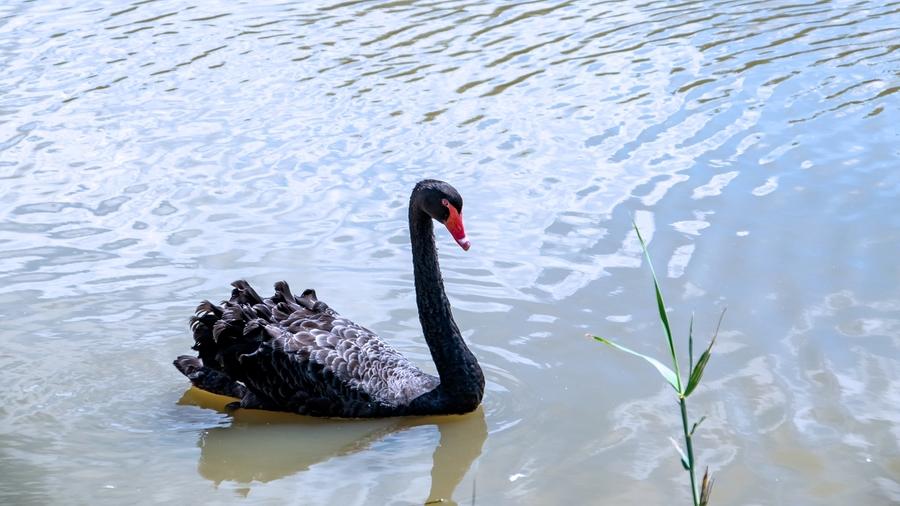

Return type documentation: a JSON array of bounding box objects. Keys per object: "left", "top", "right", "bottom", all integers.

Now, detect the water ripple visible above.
[{"left": 1, "top": 0, "right": 898, "bottom": 503}]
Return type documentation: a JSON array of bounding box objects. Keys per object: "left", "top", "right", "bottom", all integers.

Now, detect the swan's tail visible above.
[
  {"left": 189, "top": 300, "right": 224, "bottom": 369},
  {"left": 173, "top": 355, "right": 246, "bottom": 398},
  {"left": 190, "top": 281, "right": 273, "bottom": 363},
  {"left": 175, "top": 279, "right": 324, "bottom": 395},
  {"left": 173, "top": 281, "right": 263, "bottom": 394}
]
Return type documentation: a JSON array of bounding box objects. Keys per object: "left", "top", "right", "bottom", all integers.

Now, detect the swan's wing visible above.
[
  {"left": 187, "top": 280, "right": 438, "bottom": 416},
  {"left": 267, "top": 310, "right": 438, "bottom": 406}
]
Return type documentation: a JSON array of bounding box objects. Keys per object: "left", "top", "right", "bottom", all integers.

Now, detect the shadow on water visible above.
[{"left": 178, "top": 388, "right": 487, "bottom": 504}]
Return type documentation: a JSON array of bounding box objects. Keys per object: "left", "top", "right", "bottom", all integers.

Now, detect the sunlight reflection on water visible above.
[{"left": 0, "top": 0, "right": 898, "bottom": 504}]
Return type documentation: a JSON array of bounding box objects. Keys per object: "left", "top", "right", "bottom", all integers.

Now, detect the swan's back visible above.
[{"left": 177, "top": 280, "right": 439, "bottom": 417}]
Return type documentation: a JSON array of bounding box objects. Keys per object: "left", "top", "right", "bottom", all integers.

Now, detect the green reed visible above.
[{"left": 591, "top": 222, "right": 723, "bottom": 506}]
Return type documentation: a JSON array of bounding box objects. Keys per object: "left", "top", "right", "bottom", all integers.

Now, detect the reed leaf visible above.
[
  {"left": 690, "top": 415, "right": 707, "bottom": 436},
  {"left": 699, "top": 467, "right": 714, "bottom": 506},
  {"left": 592, "top": 335, "right": 679, "bottom": 391},
  {"left": 684, "top": 342, "right": 714, "bottom": 398},
  {"left": 688, "top": 313, "right": 695, "bottom": 372},
  {"left": 632, "top": 221, "right": 682, "bottom": 392},
  {"left": 669, "top": 437, "right": 690, "bottom": 471},
  {"left": 683, "top": 309, "right": 726, "bottom": 398}
]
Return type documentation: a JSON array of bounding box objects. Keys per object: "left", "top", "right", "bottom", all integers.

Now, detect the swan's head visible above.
[{"left": 414, "top": 179, "right": 470, "bottom": 251}]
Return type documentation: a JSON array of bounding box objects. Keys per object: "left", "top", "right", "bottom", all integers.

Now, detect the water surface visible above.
[{"left": 1, "top": 0, "right": 898, "bottom": 504}]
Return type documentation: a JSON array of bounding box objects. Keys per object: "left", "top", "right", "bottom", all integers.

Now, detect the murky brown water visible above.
[{"left": 1, "top": 0, "right": 898, "bottom": 504}]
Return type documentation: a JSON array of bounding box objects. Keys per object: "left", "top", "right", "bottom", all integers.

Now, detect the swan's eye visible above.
[{"left": 441, "top": 198, "right": 450, "bottom": 208}]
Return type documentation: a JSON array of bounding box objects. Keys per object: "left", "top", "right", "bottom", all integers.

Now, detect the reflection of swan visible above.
[
  {"left": 174, "top": 180, "right": 484, "bottom": 417},
  {"left": 178, "top": 388, "right": 487, "bottom": 504}
]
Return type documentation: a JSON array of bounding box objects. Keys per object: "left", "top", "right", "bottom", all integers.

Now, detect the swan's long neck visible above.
[{"left": 409, "top": 203, "right": 484, "bottom": 409}]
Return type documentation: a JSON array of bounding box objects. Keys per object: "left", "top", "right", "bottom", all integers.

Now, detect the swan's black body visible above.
[{"left": 174, "top": 180, "right": 484, "bottom": 417}]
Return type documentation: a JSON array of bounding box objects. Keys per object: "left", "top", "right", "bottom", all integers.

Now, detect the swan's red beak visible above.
[{"left": 444, "top": 204, "right": 470, "bottom": 251}]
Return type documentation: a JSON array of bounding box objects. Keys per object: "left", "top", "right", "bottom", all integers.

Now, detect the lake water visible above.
[{"left": 1, "top": 0, "right": 898, "bottom": 504}]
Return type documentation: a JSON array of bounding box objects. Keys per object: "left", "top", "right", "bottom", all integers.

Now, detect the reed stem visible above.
[{"left": 680, "top": 398, "right": 698, "bottom": 506}]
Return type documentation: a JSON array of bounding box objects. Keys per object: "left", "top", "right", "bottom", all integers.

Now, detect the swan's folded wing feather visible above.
[{"left": 270, "top": 311, "right": 439, "bottom": 407}]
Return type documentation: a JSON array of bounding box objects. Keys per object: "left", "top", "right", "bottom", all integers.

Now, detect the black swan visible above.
[{"left": 174, "top": 180, "right": 484, "bottom": 417}]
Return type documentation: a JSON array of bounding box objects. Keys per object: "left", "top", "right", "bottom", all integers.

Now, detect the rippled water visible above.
[{"left": 1, "top": 0, "right": 898, "bottom": 504}]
